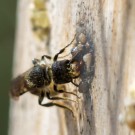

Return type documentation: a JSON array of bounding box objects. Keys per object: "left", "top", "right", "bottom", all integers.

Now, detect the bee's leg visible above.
[
  {"left": 41, "top": 102, "right": 75, "bottom": 117},
  {"left": 53, "top": 34, "right": 76, "bottom": 61},
  {"left": 71, "top": 80, "right": 79, "bottom": 87},
  {"left": 54, "top": 85, "right": 80, "bottom": 98},
  {"left": 38, "top": 92, "right": 75, "bottom": 117},
  {"left": 32, "top": 55, "right": 51, "bottom": 65},
  {"left": 38, "top": 91, "right": 45, "bottom": 105},
  {"left": 32, "top": 58, "right": 40, "bottom": 66},
  {"left": 41, "top": 55, "right": 52, "bottom": 60},
  {"left": 46, "top": 92, "right": 77, "bottom": 103}
]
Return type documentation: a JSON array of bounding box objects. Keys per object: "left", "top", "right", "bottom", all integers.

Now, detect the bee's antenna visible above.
[{"left": 64, "top": 34, "right": 76, "bottom": 49}]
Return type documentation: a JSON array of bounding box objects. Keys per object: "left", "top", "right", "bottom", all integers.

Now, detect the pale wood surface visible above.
[{"left": 9, "top": 0, "right": 135, "bottom": 135}]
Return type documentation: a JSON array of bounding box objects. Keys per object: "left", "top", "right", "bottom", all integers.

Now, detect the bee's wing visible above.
[
  {"left": 10, "top": 68, "right": 32, "bottom": 100},
  {"left": 29, "top": 88, "right": 41, "bottom": 96}
]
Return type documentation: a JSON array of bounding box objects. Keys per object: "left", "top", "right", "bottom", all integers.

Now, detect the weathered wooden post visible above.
[{"left": 9, "top": 0, "right": 135, "bottom": 135}]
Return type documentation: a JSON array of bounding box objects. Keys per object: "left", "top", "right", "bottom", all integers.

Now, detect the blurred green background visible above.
[{"left": 0, "top": 0, "right": 17, "bottom": 135}]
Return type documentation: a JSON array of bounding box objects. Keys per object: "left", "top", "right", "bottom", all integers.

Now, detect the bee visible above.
[
  {"left": 10, "top": 33, "right": 93, "bottom": 116},
  {"left": 10, "top": 36, "right": 82, "bottom": 116}
]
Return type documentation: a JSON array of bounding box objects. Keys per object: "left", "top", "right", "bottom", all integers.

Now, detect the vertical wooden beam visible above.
[{"left": 9, "top": 0, "right": 135, "bottom": 135}]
